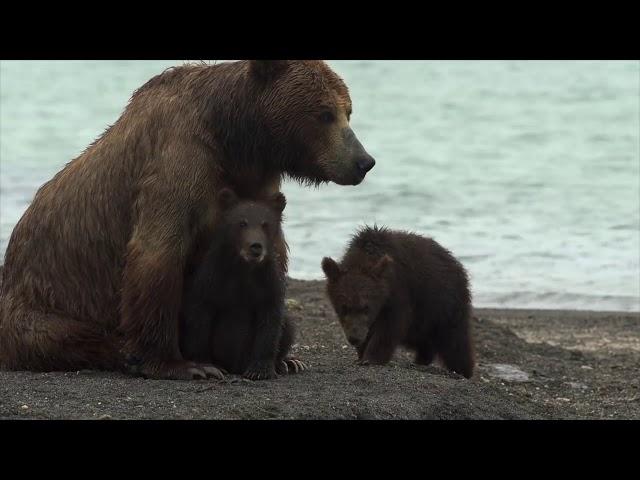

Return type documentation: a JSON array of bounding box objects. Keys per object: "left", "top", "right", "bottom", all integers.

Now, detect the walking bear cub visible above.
[
  {"left": 180, "top": 188, "right": 305, "bottom": 380},
  {"left": 321, "top": 225, "right": 474, "bottom": 378}
]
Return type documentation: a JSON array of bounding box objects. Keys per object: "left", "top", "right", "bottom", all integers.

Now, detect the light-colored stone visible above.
[{"left": 485, "top": 364, "right": 530, "bottom": 382}]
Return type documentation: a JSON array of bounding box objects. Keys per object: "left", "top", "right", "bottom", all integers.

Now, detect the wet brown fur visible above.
[
  {"left": 0, "top": 60, "right": 362, "bottom": 379},
  {"left": 179, "top": 190, "right": 294, "bottom": 380},
  {"left": 322, "top": 226, "right": 475, "bottom": 379}
]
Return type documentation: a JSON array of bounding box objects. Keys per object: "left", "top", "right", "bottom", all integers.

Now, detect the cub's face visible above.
[
  {"left": 249, "top": 60, "right": 376, "bottom": 186},
  {"left": 218, "top": 188, "right": 286, "bottom": 266},
  {"left": 321, "top": 255, "right": 394, "bottom": 353}
]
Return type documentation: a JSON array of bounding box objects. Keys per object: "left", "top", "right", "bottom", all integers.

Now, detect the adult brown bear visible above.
[{"left": 0, "top": 60, "right": 375, "bottom": 379}]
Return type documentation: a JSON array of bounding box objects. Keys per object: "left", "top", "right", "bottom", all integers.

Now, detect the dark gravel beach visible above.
[{"left": 1, "top": 278, "right": 638, "bottom": 420}]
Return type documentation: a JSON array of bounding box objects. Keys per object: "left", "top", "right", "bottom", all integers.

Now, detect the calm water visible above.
[{"left": 1, "top": 60, "right": 639, "bottom": 311}]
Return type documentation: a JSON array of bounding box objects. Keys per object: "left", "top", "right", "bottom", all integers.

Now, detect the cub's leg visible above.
[
  {"left": 275, "top": 314, "right": 307, "bottom": 375},
  {"left": 243, "top": 306, "right": 283, "bottom": 381},
  {"left": 436, "top": 309, "right": 475, "bottom": 379},
  {"left": 359, "top": 306, "right": 409, "bottom": 365}
]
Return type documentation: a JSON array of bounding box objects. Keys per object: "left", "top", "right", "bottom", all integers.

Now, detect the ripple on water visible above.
[{"left": 1, "top": 60, "right": 639, "bottom": 311}]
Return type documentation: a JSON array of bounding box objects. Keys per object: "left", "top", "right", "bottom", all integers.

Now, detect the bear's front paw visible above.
[
  {"left": 136, "top": 360, "right": 221, "bottom": 380},
  {"left": 197, "top": 363, "right": 227, "bottom": 380},
  {"left": 358, "top": 356, "right": 388, "bottom": 366},
  {"left": 276, "top": 357, "right": 308, "bottom": 375},
  {"left": 244, "top": 362, "right": 277, "bottom": 381}
]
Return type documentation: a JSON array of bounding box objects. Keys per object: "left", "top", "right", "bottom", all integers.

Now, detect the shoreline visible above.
[
  {"left": 1, "top": 278, "right": 638, "bottom": 420},
  {"left": 292, "top": 278, "right": 640, "bottom": 319}
]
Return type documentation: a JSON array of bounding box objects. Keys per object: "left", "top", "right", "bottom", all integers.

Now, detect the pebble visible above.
[
  {"left": 566, "top": 381, "right": 588, "bottom": 390},
  {"left": 20, "top": 405, "right": 29, "bottom": 410},
  {"left": 485, "top": 364, "right": 530, "bottom": 382},
  {"left": 285, "top": 299, "right": 302, "bottom": 310}
]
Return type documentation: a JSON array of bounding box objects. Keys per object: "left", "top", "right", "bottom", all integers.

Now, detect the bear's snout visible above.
[
  {"left": 241, "top": 241, "right": 267, "bottom": 264},
  {"left": 249, "top": 242, "right": 263, "bottom": 258},
  {"left": 328, "top": 127, "right": 376, "bottom": 186},
  {"left": 356, "top": 154, "right": 376, "bottom": 176}
]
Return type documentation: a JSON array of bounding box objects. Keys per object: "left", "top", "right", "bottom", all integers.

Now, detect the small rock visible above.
[
  {"left": 486, "top": 364, "right": 530, "bottom": 382},
  {"left": 98, "top": 414, "right": 112, "bottom": 420},
  {"left": 566, "top": 381, "right": 588, "bottom": 390},
  {"left": 556, "top": 397, "right": 571, "bottom": 402},
  {"left": 20, "top": 405, "right": 29, "bottom": 410},
  {"left": 580, "top": 365, "right": 593, "bottom": 370},
  {"left": 285, "top": 299, "right": 302, "bottom": 310}
]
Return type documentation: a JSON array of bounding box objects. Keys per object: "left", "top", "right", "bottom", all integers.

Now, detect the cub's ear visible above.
[
  {"left": 321, "top": 257, "right": 342, "bottom": 281},
  {"left": 249, "top": 60, "right": 289, "bottom": 81},
  {"left": 217, "top": 188, "right": 238, "bottom": 210},
  {"left": 272, "top": 192, "right": 287, "bottom": 214},
  {"left": 372, "top": 254, "right": 394, "bottom": 279}
]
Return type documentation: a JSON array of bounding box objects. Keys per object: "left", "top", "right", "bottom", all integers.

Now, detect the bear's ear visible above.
[
  {"left": 372, "top": 255, "right": 394, "bottom": 279},
  {"left": 218, "top": 188, "right": 238, "bottom": 210},
  {"left": 249, "top": 60, "right": 289, "bottom": 82},
  {"left": 272, "top": 192, "right": 287, "bottom": 214},
  {"left": 321, "top": 257, "right": 342, "bottom": 281}
]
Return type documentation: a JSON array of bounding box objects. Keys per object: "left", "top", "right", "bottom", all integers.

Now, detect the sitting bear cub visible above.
[
  {"left": 180, "top": 188, "right": 305, "bottom": 380},
  {"left": 321, "top": 225, "right": 474, "bottom": 378}
]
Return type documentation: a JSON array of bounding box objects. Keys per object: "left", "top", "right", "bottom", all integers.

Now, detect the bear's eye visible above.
[
  {"left": 239, "top": 220, "right": 248, "bottom": 228},
  {"left": 318, "top": 111, "right": 335, "bottom": 123},
  {"left": 262, "top": 221, "right": 269, "bottom": 230}
]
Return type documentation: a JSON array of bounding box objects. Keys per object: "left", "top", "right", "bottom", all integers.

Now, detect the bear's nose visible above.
[
  {"left": 356, "top": 155, "right": 376, "bottom": 174},
  {"left": 347, "top": 336, "right": 361, "bottom": 346},
  {"left": 249, "top": 243, "right": 263, "bottom": 257}
]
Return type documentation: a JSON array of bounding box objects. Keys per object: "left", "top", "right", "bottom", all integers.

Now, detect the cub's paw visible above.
[
  {"left": 357, "top": 357, "right": 387, "bottom": 366},
  {"left": 243, "top": 362, "right": 278, "bottom": 381},
  {"left": 136, "top": 360, "right": 224, "bottom": 381},
  {"left": 197, "top": 363, "right": 227, "bottom": 380},
  {"left": 276, "top": 357, "right": 308, "bottom": 375}
]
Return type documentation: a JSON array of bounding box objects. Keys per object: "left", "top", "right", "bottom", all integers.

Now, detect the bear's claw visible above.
[
  {"left": 243, "top": 363, "right": 277, "bottom": 381},
  {"left": 136, "top": 360, "right": 225, "bottom": 380},
  {"left": 276, "top": 357, "right": 307, "bottom": 375}
]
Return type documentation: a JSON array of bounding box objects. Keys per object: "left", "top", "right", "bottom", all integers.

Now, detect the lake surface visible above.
[{"left": 1, "top": 60, "right": 638, "bottom": 311}]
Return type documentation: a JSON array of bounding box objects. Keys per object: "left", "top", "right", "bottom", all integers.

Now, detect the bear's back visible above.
[{"left": 347, "top": 226, "right": 470, "bottom": 311}]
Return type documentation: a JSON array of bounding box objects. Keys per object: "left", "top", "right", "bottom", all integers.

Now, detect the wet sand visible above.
[{"left": 1, "top": 279, "right": 638, "bottom": 420}]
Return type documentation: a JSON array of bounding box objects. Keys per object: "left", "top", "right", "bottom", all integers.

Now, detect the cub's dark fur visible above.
[
  {"left": 180, "top": 189, "right": 304, "bottom": 380},
  {"left": 322, "top": 225, "right": 474, "bottom": 378}
]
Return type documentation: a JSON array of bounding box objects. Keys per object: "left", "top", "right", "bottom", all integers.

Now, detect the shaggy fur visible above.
[
  {"left": 179, "top": 189, "right": 305, "bottom": 380},
  {"left": 322, "top": 226, "right": 475, "bottom": 379},
  {"left": 0, "top": 60, "right": 374, "bottom": 379}
]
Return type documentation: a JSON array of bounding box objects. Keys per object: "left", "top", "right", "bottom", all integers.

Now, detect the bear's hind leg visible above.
[
  {"left": 436, "top": 311, "right": 475, "bottom": 379},
  {"left": 0, "top": 305, "right": 121, "bottom": 372},
  {"left": 414, "top": 339, "right": 437, "bottom": 366}
]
